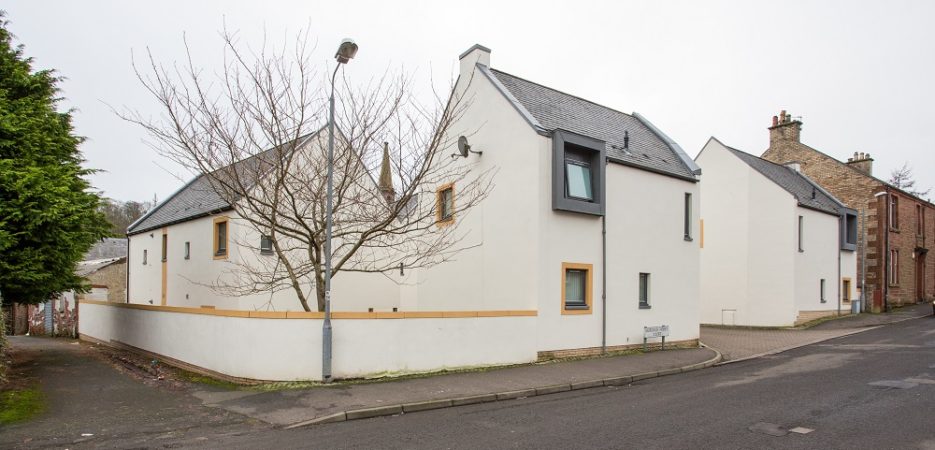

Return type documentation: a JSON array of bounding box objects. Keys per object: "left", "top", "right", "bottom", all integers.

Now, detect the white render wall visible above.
[
  {"left": 79, "top": 302, "right": 537, "bottom": 381},
  {"left": 697, "top": 139, "right": 854, "bottom": 327},
  {"left": 128, "top": 212, "right": 401, "bottom": 312}
]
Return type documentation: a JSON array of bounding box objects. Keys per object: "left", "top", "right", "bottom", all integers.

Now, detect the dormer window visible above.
[{"left": 552, "top": 130, "right": 605, "bottom": 216}]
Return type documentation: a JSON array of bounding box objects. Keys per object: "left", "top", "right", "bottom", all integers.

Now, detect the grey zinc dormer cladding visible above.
[
  {"left": 127, "top": 131, "right": 320, "bottom": 236},
  {"left": 721, "top": 141, "right": 848, "bottom": 216},
  {"left": 482, "top": 67, "right": 700, "bottom": 182}
]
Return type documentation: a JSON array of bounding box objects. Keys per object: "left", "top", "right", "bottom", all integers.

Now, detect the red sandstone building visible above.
[{"left": 762, "top": 111, "right": 934, "bottom": 312}]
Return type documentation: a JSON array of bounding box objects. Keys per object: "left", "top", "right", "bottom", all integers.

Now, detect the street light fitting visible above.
[{"left": 335, "top": 39, "right": 358, "bottom": 64}]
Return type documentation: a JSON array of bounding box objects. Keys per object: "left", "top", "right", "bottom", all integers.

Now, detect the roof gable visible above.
[
  {"left": 722, "top": 140, "right": 846, "bottom": 216},
  {"left": 484, "top": 68, "right": 698, "bottom": 181}
]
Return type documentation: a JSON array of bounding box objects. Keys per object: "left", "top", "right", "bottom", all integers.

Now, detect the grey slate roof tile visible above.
[
  {"left": 127, "top": 131, "right": 319, "bottom": 235},
  {"left": 83, "top": 238, "right": 128, "bottom": 260},
  {"left": 488, "top": 69, "right": 697, "bottom": 180},
  {"left": 725, "top": 145, "right": 846, "bottom": 216}
]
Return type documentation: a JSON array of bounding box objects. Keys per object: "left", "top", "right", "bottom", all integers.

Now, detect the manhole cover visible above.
[
  {"left": 749, "top": 422, "right": 787, "bottom": 437},
  {"left": 868, "top": 380, "right": 918, "bottom": 389}
]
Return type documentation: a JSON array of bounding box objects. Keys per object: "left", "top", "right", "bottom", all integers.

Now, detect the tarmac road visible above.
[{"left": 207, "top": 315, "right": 935, "bottom": 449}]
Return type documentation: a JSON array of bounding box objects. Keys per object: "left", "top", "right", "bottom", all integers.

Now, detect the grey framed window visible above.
[
  {"left": 552, "top": 130, "right": 605, "bottom": 216},
  {"left": 841, "top": 209, "right": 858, "bottom": 251},
  {"left": 564, "top": 160, "right": 593, "bottom": 201},
  {"left": 161, "top": 234, "right": 168, "bottom": 262},
  {"left": 639, "top": 273, "right": 651, "bottom": 309},
  {"left": 564, "top": 269, "right": 588, "bottom": 310},
  {"left": 260, "top": 234, "right": 273, "bottom": 254},
  {"left": 820, "top": 278, "right": 826, "bottom": 303},
  {"left": 184, "top": 242, "right": 190, "bottom": 260},
  {"left": 684, "top": 193, "right": 693, "bottom": 241},
  {"left": 143, "top": 249, "right": 147, "bottom": 265},
  {"left": 798, "top": 215, "right": 804, "bottom": 252}
]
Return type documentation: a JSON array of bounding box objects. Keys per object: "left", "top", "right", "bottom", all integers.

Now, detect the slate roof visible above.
[
  {"left": 83, "top": 238, "right": 128, "bottom": 260},
  {"left": 724, "top": 144, "right": 847, "bottom": 216},
  {"left": 76, "top": 257, "right": 125, "bottom": 277},
  {"left": 486, "top": 68, "right": 699, "bottom": 181},
  {"left": 127, "top": 131, "right": 319, "bottom": 235}
]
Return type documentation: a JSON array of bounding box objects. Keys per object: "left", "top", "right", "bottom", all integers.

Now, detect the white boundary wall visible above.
[{"left": 80, "top": 302, "right": 538, "bottom": 381}]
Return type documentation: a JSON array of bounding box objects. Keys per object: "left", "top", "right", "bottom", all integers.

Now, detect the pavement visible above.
[
  {"left": 196, "top": 346, "right": 719, "bottom": 427},
  {"left": 0, "top": 337, "right": 270, "bottom": 449},
  {"left": 700, "top": 302, "right": 932, "bottom": 362}
]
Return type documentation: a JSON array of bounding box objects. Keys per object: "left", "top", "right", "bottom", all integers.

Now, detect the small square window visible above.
[
  {"left": 260, "top": 235, "right": 273, "bottom": 254},
  {"left": 565, "top": 160, "right": 593, "bottom": 201},
  {"left": 639, "top": 273, "right": 651, "bottom": 309},
  {"left": 561, "top": 262, "right": 592, "bottom": 314},
  {"left": 184, "top": 242, "right": 190, "bottom": 260}
]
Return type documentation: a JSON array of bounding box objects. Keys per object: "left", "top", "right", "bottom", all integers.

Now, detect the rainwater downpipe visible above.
[
  {"left": 837, "top": 215, "right": 842, "bottom": 316},
  {"left": 601, "top": 213, "right": 607, "bottom": 355}
]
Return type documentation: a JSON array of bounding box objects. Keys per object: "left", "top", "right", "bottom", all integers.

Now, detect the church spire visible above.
[{"left": 378, "top": 141, "right": 396, "bottom": 204}]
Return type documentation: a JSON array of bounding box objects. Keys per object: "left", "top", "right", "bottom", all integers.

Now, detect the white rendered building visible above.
[{"left": 696, "top": 137, "right": 858, "bottom": 327}]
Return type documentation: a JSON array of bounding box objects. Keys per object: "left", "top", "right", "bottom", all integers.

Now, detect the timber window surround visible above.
[
  {"left": 890, "top": 249, "right": 899, "bottom": 286},
  {"left": 684, "top": 193, "right": 693, "bottom": 241},
  {"left": 436, "top": 183, "right": 455, "bottom": 226},
  {"left": 798, "top": 215, "right": 804, "bottom": 252},
  {"left": 820, "top": 278, "right": 826, "bottom": 303},
  {"left": 552, "top": 130, "right": 605, "bottom": 216},
  {"left": 561, "top": 262, "right": 593, "bottom": 315},
  {"left": 639, "top": 273, "right": 651, "bottom": 309},
  {"left": 213, "top": 217, "right": 229, "bottom": 259},
  {"left": 842, "top": 278, "right": 852, "bottom": 303}
]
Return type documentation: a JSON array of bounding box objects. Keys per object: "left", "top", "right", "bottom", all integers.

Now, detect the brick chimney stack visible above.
[
  {"left": 846, "top": 151, "right": 874, "bottom": 175},
  {"left": 768, "top": 109, "right": 803, "bottom": 146}
]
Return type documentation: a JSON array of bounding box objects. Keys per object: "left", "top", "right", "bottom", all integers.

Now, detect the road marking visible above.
[{"left": 789, "top": 427, "right": 814, "bottom": 434}]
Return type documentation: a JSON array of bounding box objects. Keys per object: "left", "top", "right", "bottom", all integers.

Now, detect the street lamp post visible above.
[{"left": 322, "top": 38, "right": 358, "bottom": 383}]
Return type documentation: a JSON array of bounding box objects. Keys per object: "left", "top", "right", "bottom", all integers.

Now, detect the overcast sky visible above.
[{"left": 5, "top": 0, "right": 934, "bottom": 202}]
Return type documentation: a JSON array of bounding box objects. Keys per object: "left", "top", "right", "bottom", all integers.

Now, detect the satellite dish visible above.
[{"left": 457, "top": 136, "right": 471, "bottom": 158}]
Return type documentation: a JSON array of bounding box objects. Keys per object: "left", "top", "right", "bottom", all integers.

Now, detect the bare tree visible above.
[
  {"left": 888, "top": 162, "right": 930, "bottom": 198},
  {"left": 120, "top": 29, "right": 493, "bottom": 312}
]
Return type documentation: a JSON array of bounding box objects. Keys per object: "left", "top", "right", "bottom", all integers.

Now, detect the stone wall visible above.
[{"left": 84, "top": 260, "right": 127, "bottom": 303}]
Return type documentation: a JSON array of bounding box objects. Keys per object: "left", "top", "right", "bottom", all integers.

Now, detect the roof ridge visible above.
[{"left": 488, "top": 68, "right": 636, "bottom": 120}]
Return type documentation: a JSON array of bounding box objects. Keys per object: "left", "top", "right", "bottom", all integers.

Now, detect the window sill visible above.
[
  {"left": 639, "top": 304, "right": 651, "bottom": 310},
  {"left": 260, "top": 250, "right": 274, "bottom": 256},
  {"left": 798, "top": 249, "right": 804, "bottom": 253},
  {"left": 562, "top": 305, "right": 592, "bottom": 315},
  {"left": 684, "top": 236, "right": 693, "bottom": 242}
]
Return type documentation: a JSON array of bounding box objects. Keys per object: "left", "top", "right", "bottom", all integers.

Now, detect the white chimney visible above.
[{"left": 459, "top": 44, "right": 491, "bottom": 78}]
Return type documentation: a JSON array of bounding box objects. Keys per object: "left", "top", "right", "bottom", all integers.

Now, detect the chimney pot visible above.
[{"left": 772, "top": 115, "right": 779, "bottom": 126}]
